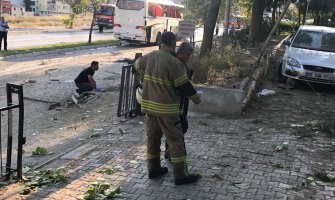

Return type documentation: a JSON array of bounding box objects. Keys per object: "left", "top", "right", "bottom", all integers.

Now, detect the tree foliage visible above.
[{"left": 60, "top": 0, "right": 89, "bottom": 29}]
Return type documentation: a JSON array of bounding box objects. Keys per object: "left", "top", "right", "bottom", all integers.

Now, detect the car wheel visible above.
[
  {"left": 99, "top": 26, "right": 103, "bottom": 33},
  {"left": 278, "top": 62, "right": 288, "bottom": 83}
]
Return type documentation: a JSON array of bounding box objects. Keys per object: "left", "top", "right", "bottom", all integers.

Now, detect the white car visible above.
[{"left": 279, "top": 25, "right": 335, "bottom": 85}]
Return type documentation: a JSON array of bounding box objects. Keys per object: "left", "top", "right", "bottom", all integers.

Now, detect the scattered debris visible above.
[
  {"left": 48, "top": 102, "right": 61, "bottom": 110},
  {"left": 82, "top": 182, "right": 121, "bottom": 200},
  {"left": 118, "top": 128, "right": 127, "bottom": 134},
  {"left": 25, "top": 79, "right": 37, "bottom": 83},
  {"left": 212, "top": 174, "right": 223, "bottom": 180},
  {"left": 115, "top": 57, "right": 134, "bottom": 63},
  {"left": 32, "top": 147, "right": 48, "bottom": 156},
  {"left": 275, "top": 141, "right": 289, "bottom": 151},
  {"left": 314, "top": 171, "right": 335, "bottom": 183},
  {"left": 23, "top": 166, "right": 31, "bottom": 174},
  {"left": 271, "top": 161, "right": 284, "bottom": 168},
  {"left": 231, "top": 182, "right": 250, "bottom": 189},
  {"left": 291, "top": 124, "right": 305, "bottom": 128},
  {"left": 89, "top": 133, "right": 101, "bottom": 138},
  {"left": 304, "top": 177, "right": 317, "bottom": 187},
  {"left": 22, "top": 168, "right": 66, "bottom": 195},
  {"left": 257, "top": 89, "right": 276, "bottom": 97},
  {"left": 50, "top": 78, "right": 60, "bottom": 81}
]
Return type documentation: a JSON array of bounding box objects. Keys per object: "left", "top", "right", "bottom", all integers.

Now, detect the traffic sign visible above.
[{"left": 177, "top": 21, "right": 195, "bottom": 38}]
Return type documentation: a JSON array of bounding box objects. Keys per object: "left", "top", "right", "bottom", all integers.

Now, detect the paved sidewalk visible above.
[{"left": 2, "top": 81, "right": 335, "bottom": 200}]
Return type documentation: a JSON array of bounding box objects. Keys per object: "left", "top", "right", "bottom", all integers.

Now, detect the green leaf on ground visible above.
[
  {"left": 271, "top": 161, "right": 284, "bottom": 168},
  {"left": 83, "top": 182, "right": 121, "bottom": 200},
  {"left": 119, "top": 128, "right": 127, "bottom": 134},
  {"left": 275, "top": 141, "right": 289, "bottom": 151},
  {"left": 23, "top": 168, "right": 66, "bottom": 194},
  {"left": 97, "top": 168, "right": 114, "bottom": 175},
  {"left": 32, "top": 147, "right": 48, "bottom": 155}
]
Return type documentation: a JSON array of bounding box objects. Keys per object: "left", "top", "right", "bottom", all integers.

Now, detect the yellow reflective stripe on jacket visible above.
[
  {"left": 147, "top": 153, "right": 160, "bottom": 159},
  {"left": 174, "top": 74, "right": 188, "bottom": 86},
  {"left": 144, "top": 75, "right": 172, "bottom": 85},
  {"left": 142, "top": 99, "right": 180, "bottom": 114},
  {"left": 171, "top": 156, "right": 187, "bottom": 163},
  {"left": 134, "top": 58, "right": 144, "bottom": 80}
]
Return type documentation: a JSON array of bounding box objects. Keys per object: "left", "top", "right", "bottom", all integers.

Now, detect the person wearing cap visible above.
[{"left": 134, "top": 32, "right": 201, "bottom": 185}]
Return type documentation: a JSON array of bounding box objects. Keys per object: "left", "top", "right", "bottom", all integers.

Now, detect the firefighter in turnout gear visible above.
[{"left": 134, "top": 32, "right": 201, "bottom": 185}]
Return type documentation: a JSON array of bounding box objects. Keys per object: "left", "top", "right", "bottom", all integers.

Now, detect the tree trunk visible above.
[
  {"left": 302, "top": 0, "right": 307, "bottom": 25},
  {"left": 199, "top": 0, "right": 221, "bottom": 57},
  {"left": 247, "top": 0, "right": 266, "bottom": 47},
  {"left": 271, "top": 0, "right": 278, "bottom": 27},
  {"left": 195, "top": 0, "right": 221, "bottom": 83},
  {"left": 298, "top": 0, "right": 301, "bottom": 26},
  {"left": 88, "top": 10, "right": 96, "bottom": 44},
  {"left": 257, "top": 0, "right": 292, "bottom": 63}
]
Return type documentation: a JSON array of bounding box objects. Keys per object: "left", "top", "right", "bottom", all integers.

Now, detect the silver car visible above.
[{"left": 280, "top": 25, "right": 335, "bottom": 85}]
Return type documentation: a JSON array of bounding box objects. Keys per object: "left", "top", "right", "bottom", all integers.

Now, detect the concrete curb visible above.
[{"left": 0, "top": 43, "right": 118, "bottom": 61}]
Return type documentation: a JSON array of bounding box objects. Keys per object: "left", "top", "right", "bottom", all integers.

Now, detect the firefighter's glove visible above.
[{"left": 190, "top": 93, "right": 201, "bottom": 104}]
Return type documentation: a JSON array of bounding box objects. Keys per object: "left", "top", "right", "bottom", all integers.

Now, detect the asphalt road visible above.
[
  {"left": 6, "top": 27, "right": 218, "bottom": 50},
  {"left": 7, "top": 28, "right": 115, "bottom": 49}
]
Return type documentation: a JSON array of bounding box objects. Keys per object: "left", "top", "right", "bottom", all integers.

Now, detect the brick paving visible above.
[{"left": 1, "top": 80, "right": 335, "bottom": 200}]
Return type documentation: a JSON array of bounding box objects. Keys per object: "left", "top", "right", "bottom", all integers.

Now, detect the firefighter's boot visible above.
[
  {"left": 172, "top": 158, "right": 199, "bottom": 185},
  {"left": 148, "top": 157, "right": 168, "bottom": 179}
]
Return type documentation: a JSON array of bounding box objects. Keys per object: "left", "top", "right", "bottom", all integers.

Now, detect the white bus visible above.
[{"left": 114, "top": 0, "right": 183, "bottom": 45}]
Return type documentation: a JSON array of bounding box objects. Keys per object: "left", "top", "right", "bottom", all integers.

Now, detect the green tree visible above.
[{"left": 61, "top": 0, "right": 89, "bottom": 29}]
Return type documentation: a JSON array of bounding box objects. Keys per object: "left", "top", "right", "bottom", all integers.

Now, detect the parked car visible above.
[{"left": 279, "top": 25, "right": 335, "bottom": 85}]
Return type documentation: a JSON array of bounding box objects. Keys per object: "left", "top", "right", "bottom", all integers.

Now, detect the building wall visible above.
[{"left": 35, "top": 0, "right": 71, "bottom": 15}]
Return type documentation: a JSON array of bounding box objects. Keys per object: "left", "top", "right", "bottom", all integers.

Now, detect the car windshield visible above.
[
  {"left": 292, "top": 30, "right": 335, "bottom": 52},
  {"left": 97, "top": 6, "right": 114, "bottom": 16}
]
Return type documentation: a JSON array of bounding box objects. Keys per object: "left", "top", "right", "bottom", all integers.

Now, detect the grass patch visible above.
[
  {"left": 7, "top": 15, "right": 93, "bottom": 28},
  {"left": 0, "top": 40, "right": 119, "bottom": 57}
]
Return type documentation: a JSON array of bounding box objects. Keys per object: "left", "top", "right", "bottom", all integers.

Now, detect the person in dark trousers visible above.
[
  {"left": 215, "top": 24, "right": 219, "bottom": 36},
  {"left": 134, "top": 32, "right": 202, "bottom": 185},
  {"left": 74, "top": 61, "right": 99, "bottom": 94},
  {"left": 164, "top": 42, "right": 194, "bottom": 162},
  {"left": 0, "top": 17, "right": 9, "bottom": 51}
]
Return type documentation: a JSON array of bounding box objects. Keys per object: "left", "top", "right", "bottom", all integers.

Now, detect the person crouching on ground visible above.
[
  {"left": 74, "top": 61, "right": 99, "bottom": 94},
  {"left": 165, "top": 42, "right": 195, "bottom": 162},
  {"left": 134, "top": 32, "right": 202, "bottom": 185}
]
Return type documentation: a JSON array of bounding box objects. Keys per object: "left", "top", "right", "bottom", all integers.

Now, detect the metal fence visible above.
[
  {"left": 0, "top": 83, "right": 25, "bottom": 181},
  {"left": 117, "top": 53, "right": 142, "bottom": 118}
]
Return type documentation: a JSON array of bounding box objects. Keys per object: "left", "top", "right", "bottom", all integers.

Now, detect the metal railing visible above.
[
  {"left": 117, "top": 53, "right": 142, "bottom": 118},
  {"left": 0, "top": 83, "right": 25, "bottom": 181}
]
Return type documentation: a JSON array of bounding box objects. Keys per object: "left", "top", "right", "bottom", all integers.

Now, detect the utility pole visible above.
[{"left": 223, "top": 0, "right": 231, "bottom": 35}]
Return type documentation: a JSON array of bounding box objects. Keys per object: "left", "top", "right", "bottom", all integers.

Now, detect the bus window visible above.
[
  {"left": 175, "top": 7, "right": 181, "bottom": 18},
  {"left": 116, "top": 0, "right": 144, "bottom": 11},
  {"left": 148, "top": 3, "right": 163, "bottom": 17}
]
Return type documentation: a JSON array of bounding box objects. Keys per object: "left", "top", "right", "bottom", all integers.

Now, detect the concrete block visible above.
[{"left": 189, "top": 85, "right": 245, "bottom": 117}]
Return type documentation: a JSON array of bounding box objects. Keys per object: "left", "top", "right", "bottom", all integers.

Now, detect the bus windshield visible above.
[
  {"left": 116, "top": 0, "right": 144, "bottom": 10},
  {"left": 97, "top": 6, "right": 114, "bottom": 16}
]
